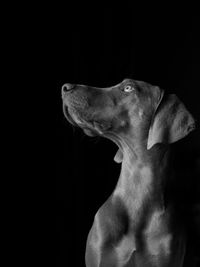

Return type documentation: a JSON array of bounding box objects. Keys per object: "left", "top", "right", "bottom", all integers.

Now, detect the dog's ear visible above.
[{"left": 147, "top": 94, "right": 195, "bottom": 150}]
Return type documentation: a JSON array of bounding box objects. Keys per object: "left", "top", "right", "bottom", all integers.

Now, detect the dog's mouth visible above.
[
  {"left": 63, "top": 104, "right": 124, "bottom": 162},
  {"left": 63, "top": 104, "right": 112, "bottom": 136}
]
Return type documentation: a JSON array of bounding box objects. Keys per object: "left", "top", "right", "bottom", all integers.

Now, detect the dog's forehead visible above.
[{"left": 122, "top": 78, "right": 133, "bottom": 84}]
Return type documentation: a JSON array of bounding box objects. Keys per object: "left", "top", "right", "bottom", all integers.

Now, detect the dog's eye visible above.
[{"left": 123, "top": 85, "right": 135, "bottom": 92}]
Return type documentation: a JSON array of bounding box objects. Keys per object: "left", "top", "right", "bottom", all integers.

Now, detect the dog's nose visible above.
[
  {"left": 62, "top": 83, "right": 74, "bottom": 92},
  {"left": 61, "top": 83, "right": 75, "bottom": 98}
]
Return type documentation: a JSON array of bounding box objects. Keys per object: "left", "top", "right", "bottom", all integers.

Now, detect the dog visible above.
[{"left": 61, "top": 79, "right": 196, "bottom": 267}]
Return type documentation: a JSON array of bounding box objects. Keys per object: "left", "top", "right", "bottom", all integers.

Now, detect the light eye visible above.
[{"left": 124, "top": 85, "right": 135, "bottom": 92}]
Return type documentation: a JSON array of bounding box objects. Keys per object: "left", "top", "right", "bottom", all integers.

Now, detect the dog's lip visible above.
[
  {"left": 159, "top": 88, "right": 165, "bottom": 106},
  {"left": 64, "top": 113, "right": 104, "bottom": 136},
  {"left": 81, "top": 121, "right": 110, "bottom": 136},
  {"left": 63, "top": 103, "right": 112, "bottom": 136},
  {"left": 63, "top": 105, "right": 78, "bottom": 127},
  {"left": 82, "top": 127, "right": 99, "bottom": 137}
]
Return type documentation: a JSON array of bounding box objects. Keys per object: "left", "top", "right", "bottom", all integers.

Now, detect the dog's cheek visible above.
[
  {"left": 111, "top": 118, "right": 129, "bottom": 133},
  {"left": 113, "top": 109, "right": 130, "bottom": 132}
]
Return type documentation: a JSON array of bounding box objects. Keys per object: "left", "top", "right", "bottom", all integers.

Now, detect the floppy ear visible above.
[{"left": 147, "top": 94, "right": 195, "bottom": 150}]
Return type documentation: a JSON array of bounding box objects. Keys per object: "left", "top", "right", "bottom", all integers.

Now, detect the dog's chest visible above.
[
  {"left": 114, "top": 210, "right": 173, "bottom": 266},
  {"left": 143, "top": 209, "right": 173, "bottom": 258}
]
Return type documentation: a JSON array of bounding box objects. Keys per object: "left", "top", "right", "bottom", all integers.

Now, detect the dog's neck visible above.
[{"left": 113, "top": 135, "right": 170, "bottom": 223}]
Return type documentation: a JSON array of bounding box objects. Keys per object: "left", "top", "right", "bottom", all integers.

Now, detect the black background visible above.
[{"left": 56, "top": 6, "right": 200, "bottom": 266}]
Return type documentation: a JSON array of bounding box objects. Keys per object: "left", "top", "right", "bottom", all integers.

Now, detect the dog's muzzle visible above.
[{"left": 62, "top": 83, "right": 113, "bottom": 136}]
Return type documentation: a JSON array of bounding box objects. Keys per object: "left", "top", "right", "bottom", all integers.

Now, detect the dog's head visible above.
[{"left": 62, "top": 79, "right": 195, "bottom": 162}]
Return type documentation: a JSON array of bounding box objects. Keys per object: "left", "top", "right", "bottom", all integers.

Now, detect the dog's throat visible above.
[{"left": 113, "top": 163, "right": 157, "bottom": 223}]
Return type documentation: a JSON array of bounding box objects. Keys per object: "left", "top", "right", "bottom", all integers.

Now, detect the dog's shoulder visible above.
[{"left": 88, "top": 196, "right": 129, "bottom": 249}]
